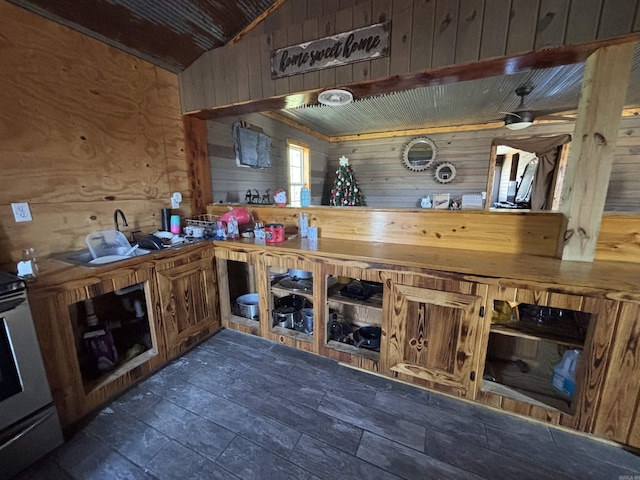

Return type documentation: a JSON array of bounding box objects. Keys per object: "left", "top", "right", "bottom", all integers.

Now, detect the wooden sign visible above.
[{"left": 271, "top": 22, "right": 390, "bottom": 79}]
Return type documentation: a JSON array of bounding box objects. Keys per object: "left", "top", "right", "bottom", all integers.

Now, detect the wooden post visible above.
[
  {"left": 560, "top": 42, "right": 635, "bottom": 262},
  {"left": 183, "top": 115, "right": 212, "bottom": 215}
]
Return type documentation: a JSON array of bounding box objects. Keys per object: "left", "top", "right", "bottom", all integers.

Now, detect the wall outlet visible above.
[{"left": 11, "top": 202, "right": 32, "bottom": 222}]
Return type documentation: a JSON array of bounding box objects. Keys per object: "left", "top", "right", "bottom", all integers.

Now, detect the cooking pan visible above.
[
  {"left": 139, "top": 234, "right": 164, "bottom": 250},
  {"left": 272, "top": 295, "right": 306, "bottom": 329},
  {"left": 353, "top": 326, "right": 381, "bottom": 350}
]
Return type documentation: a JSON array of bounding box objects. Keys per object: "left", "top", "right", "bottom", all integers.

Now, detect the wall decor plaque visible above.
[{"left": 271, "top": 22, "right": 390, "bottom": 79}]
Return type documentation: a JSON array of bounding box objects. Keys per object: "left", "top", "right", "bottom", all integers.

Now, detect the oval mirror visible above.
[{"left": 402, "top": 137, "right": 437, "bottom": 172}]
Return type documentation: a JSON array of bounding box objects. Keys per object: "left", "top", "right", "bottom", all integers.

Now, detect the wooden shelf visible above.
[
  {"left": 326, "top": 340, "right": 380, "bottom": 361},
  {"left": 271, "top": 285, "right": 313, "bottom": 302},
  {"left": 482, "top": 361, "right": 572, "bottom": 414},
  {"left": 271, "top": 326, "right": 313, "bottom": 343},
  {"left": 490, "top": 324, "right": 584, "bottom": 349},
  {"left": 228, "top": 314, "right": 260, "bottom": 328}
]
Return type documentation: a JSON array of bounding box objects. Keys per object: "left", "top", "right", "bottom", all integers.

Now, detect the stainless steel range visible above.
[{"left": 0, "top": 272, "right": 63, "bottom": 478}]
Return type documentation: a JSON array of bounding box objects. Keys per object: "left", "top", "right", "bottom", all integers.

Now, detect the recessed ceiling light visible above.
[{"left": 318, "top": 89, "right": 353, "bottom": 106}]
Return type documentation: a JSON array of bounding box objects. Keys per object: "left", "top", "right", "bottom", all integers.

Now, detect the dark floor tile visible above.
[
  {"left": 270, "top": 343, "right": 340, "bottom": 372},
  {"left": 318, "top": 393, "right": 426, "bottom": 451},
  {"left": 197, "top": 393, "right": 302, "bottom": 458},
  {"left": 152, "top": 376, "right": 221, "bottom": 413},
  {"left": 258, "top": 393, "right": 363, "bottom": 455},
  {"left": 186, "top": 366, "right": 269, "bottom": 409},
  {"left": 479, "top": 407, "right": 555, "bottom": 441},
  {"left": 216, "top": 436, "right": 320, "bottom": 480},
  {"left": 288, "top": 364, "right": 378, "bottom": 406},
  {"left": 202, "top": 337, "right": 268, "bottom": 364},
  {"left": 550, "top": 427, "right": 640, "bottom": 472},
  {"left": 60, "top": 439, "right": 154, "bottom": 480},
  {"left": 357, "top": 431, "right": 484, "bottom": 480},
  {"left": 290, "top": 434, "right": 401, "bottom": 480},
  {"left": 425, "top": 428, "right": 570, "bottom": 480},
  {"left": 14, "top": 457, "right": 72, "bottom": 480},
  {"left": 52, "top": 430, "right": 107, "bottom": 472},
  {"left": 137, "top": 399, "right": 235, "bottom": 461},
  {"left": 336, "top": 366, "right": 431, "bottom": 405},
  {"left": 215, "top": 328, "right": 275, "bottom": 351},
  {"left": 113, "top": 385, "right": 162, "bottom": 418},
  {"left": 239, "top": 367, "right": 326, "bottom": 409},
  {"left": 429, "top": 390, "right": 491, "bottom": 419},
  {"left": 372, "top": 391, "right": 487, "bottom": 446},
  {"left": 485, "top": 425, "right": 640, "bottom": 478},
  {"left": 185, "top": 345, "right": 250, "bottom": 377},
  {"left": 85, "top": 407, "right": 171, "bottom": 467},
  {"left": 147, "top": 440, "right": 238, "bottom": 480}
]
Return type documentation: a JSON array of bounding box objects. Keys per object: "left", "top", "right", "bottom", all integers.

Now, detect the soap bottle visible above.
[{"left": 300, "top": 184, "right": 311, "bottom": 207}]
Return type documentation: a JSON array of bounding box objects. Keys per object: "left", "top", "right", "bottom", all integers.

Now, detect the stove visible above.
[{"left": 0, "top": 271, "right": 25, "bottom": 297}]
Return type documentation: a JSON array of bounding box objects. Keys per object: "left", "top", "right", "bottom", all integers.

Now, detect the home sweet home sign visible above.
[{"left": 271, "top": 22, "right": 390, "bottom": 79}]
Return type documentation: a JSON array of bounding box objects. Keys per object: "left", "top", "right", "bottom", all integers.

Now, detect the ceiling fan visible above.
[{"left": 502, "top": 84, "right": 575, "bottom": 130}]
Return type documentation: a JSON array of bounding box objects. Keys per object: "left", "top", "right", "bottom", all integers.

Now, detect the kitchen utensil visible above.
[
  {"left": 124, "top": 244, "right": 139, "bottom": 256},
  {"left": 139, "top": 234, "right": 164, "bottom": 250},
  {"left": 340, "top": 279, "right": 383, "bottom": 301},
  {"left": 287, "top": 268, "right": 312, "bottom": 279},
  {"left": 353, "top": 326, "right": 381, "bottom": 350},
  {"left": 272, "top": 295, "right": 306, "bottom": 329},
  {"left": 236, "top": 293, "right": 259, "bottom": 320},
  {"left": 301, "top": 308, "right": 313, "bottom": 334},
  {"left": 278, "top": 277, "right": 313, "bottom": 292},
  {"left": 329, "top": 313, "right": 351, "bottom": 341}
]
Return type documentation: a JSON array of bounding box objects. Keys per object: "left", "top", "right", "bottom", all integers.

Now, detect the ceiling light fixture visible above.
[
  {"left": 318, "top": 89, "right": 353, "bottom": 106},
  {"left": 504, "top": 110, "right": 534, "bottom": 130}
]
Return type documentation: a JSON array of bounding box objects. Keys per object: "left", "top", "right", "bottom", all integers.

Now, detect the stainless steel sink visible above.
[{"left": 53, "top": 248, "right": 152, "bottom": 267}]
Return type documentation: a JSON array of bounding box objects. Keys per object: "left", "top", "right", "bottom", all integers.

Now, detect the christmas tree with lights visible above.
[{"left": 330, "top": 156, "right": 366, "bottom": 206}]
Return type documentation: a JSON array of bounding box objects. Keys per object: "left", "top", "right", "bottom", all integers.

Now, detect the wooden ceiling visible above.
[{"left": 7, "top": 0, "right": 278, "bottom": 72}]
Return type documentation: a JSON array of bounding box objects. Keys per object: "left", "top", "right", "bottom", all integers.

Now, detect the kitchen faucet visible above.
[{"left": 114, "top": 209, "right": 128, "bottom": 231}]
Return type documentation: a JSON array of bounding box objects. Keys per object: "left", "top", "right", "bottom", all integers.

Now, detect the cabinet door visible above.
[
  {"left": 156, "top": 255, "right": 220, "bottom": 358},
  {"left": 384, "top": 278, "right": 487, "bottom": 398}
]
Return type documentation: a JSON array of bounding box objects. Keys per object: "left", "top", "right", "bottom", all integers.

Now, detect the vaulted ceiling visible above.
[
  {"left": 9, "top": 0, "right": 640, "bottom": 137},
  {"left": 7, "top": 0, "right": 277, "bottom": 72}
]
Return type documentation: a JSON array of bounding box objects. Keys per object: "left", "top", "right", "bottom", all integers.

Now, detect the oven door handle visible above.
[{"left": 0, "top": 410, "right": 55, "bottom": 452}]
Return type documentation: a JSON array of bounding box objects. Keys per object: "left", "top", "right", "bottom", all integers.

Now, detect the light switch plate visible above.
[{"left": 11, "top": 202, "right": 32, "bottom": 222}]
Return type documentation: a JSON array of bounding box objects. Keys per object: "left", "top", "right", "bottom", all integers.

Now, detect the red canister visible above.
[{"left": 265, "top": 223, "right": 285, "bottom": 243}]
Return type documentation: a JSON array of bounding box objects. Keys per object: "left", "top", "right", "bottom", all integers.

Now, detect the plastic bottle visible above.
[
  {"left": 300, "top": 184, "right": 311, "bottom": 207},
  {"left": 551, "top": 349, "right": 580, "bottom": 397},
  {"left": 298, "top": 212, "right": 308, "bottom": 238}
]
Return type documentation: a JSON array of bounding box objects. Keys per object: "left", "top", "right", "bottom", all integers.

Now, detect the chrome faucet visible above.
[{"left": 114, "top": 209, "right": 128, "bottom": 231}]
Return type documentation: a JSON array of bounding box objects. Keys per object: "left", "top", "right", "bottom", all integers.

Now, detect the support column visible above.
[
  {"left": 560, "top": 42, "right": 635, "bottom": 262},
  {"left": 183, "top": 115, "right": 212, "bottom": 215}
]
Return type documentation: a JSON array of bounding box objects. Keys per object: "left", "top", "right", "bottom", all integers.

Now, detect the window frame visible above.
[{"left": 287, "top": 140, "right": 310, "bottom": 207}]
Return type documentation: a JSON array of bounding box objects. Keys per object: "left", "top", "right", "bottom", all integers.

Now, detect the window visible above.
[{"left": 287, "top": 140, "right": 310, "bottom": 207}]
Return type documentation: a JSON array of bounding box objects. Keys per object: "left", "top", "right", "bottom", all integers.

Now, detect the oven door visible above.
[{"left": 0, "top": 293, "right": 53, "bottom": 432}]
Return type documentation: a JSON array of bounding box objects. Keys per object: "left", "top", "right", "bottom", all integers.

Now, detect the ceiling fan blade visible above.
[{"left": 500, "top": 111, "right": 522, "bottom": 119}]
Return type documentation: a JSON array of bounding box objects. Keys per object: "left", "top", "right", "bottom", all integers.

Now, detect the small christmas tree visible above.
[{"left": 330, "top": 156, "right": 367, "bottom": 206}]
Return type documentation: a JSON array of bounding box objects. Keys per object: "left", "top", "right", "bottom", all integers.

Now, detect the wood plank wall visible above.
[
  {"left": 0, "top": 3, "right": 190, "bottom": 269},
  {"left": 328, "top": 117, "right": 640, "bottom": 210},
  {"left": 207, "top": 114, "right": 330, "bottom": 205},
  {"left": 180, "top": 0, "right": 640, "bottom": 113},
  {"left": 206, "top": 115, "right": 640, "bottom": 211}
]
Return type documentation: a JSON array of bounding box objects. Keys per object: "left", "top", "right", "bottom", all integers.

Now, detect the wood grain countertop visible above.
[
  {"left": 28, "top": 237, "right": 640, "bottom": 302},
  {"left": 213, "top": 237, "right": 640, "bottom": 302}
]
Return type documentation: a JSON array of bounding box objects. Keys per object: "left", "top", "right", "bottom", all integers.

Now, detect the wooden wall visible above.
[
  {"left": 0, "top": 3, "right": 190, "bottom": 269},
  {"left": 180, "top": 0, "right": 640, "bottom": 113},
  {"left": 327, "top": 116, "right": 640, "bottom": 210},
  {"left": 207, "top": 114, "right": 330, "bottom": 205}
]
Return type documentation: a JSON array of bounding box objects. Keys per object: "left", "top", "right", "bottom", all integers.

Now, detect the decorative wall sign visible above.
[{"left": 271, "top": 22, "right": 390, "bottom": 79}]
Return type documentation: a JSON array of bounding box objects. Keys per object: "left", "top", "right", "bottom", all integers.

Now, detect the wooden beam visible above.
[
  {"left": 229, "top": 0, "right": 287, "bottom": 44},
  {"left": 183, "top": 116, "right": 212, "bottom": 215},
  {"left": 560, "top": 42, "right": 635, "bottom": 262}
]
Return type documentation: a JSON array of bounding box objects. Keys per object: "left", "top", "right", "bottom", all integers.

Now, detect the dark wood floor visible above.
[{"left": 19, "top": 328, "right": 640, "bottom": 479}]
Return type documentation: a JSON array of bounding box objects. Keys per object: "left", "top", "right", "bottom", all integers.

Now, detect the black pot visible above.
[
  {"left": 273, "top": 295, "right": 306, "bottom": 329},
  {"left": 353, "top": 326, "right": 381, "bottom": 350}
]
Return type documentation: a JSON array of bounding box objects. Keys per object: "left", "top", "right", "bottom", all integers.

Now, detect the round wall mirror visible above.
[{"left": 402, "top": 137, "right": 437, "bottom": 171}]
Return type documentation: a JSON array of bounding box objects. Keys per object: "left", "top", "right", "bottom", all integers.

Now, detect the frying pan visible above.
[{"left": 353, "top": 326, "right": 381, "bottom": 350}]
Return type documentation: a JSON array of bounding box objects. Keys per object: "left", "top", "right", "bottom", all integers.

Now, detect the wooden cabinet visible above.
[
  {"left": 29, "top": 263, "right": 166, "bottom": 427},
  {"left": 382, "top": 273, "right": 488, "bottom": 399},
  {"left": 155, "top": 246, "right": 220, "bottom": 358}
]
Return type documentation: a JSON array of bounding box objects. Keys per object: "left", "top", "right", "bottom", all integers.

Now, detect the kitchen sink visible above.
[{"left": 53, "top": 248, "right": 152, "bottom": 267}]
